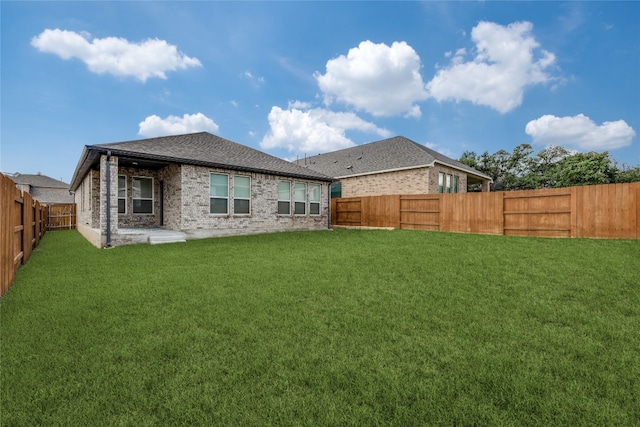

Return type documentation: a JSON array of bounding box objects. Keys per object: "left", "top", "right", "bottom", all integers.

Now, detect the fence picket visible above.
[
  {"left": 1, "top": 173, "right": 52, "bottom": 296},
  {"left": 332, "top": 182, "right": 640, "bottom": 239}
]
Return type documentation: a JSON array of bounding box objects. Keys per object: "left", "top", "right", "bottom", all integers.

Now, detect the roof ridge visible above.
[{"left": 90, "top": 131, "right": 212, "bottom": 148}]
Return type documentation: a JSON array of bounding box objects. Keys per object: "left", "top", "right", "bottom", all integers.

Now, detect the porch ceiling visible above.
[
  {"left": 468, "top": 175, "right": 486, "bottom": 185},
  {"left": 117, "top": 156, "right": 172, "bottom": 170}
]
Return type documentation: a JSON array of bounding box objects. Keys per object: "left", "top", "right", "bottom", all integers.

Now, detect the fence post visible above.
[
  {"left": 396, "top": 195, "right": 401, "bottom": 229},
  {"left": 501, "top": 191, "right": 506, "bottom": 235},
  {"left": 636, "top": 183, "right": 640, "bottom": 239}
]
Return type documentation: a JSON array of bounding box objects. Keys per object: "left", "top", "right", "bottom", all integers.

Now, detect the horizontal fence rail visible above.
[
  {"left": 332, "top": 182, "right": 640, "bottom": 239},
  {"left": 1, "top": 174, "right": 49, "bottom": 296},
  {"left": 48, "top": 203, "right": 77, "bottom": 230}
]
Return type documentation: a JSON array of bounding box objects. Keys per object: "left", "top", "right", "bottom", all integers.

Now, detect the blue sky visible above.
[{"left": 1, "top": 1, "right": 638, "bottom": 184}]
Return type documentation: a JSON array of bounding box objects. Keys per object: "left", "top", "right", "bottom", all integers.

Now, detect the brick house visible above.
[
  {"left": 295, "top": 136, "right": 491, "bottom": 197},
  {"left": 69, "top": 132, "right": 333, "bottom": 247}
]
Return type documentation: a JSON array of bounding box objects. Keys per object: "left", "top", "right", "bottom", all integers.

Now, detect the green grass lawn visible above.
[{"left": 1, "top": 229, "right": 639, "bottom": 426}]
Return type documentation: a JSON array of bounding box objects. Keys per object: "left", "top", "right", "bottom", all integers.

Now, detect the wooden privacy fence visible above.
[
  {"left": 48, "top": 203, "right": 77, "bottom": 230},
  {"left": 1, "top": 174, "right": 49, "bottom": 297},
  {"left": 331, "top": 182, "right": 640, "bottom": 239}
]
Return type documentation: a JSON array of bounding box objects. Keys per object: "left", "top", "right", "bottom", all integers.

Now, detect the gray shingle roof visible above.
[
  {"left": 71, "top": 132, "right": 332, "bottom": 189},
  {"left": 9, "top": 173, "right": 69, "bottom": 188},
  {"left": 294, "top": 136, "right": 491, "bottom": 180}
]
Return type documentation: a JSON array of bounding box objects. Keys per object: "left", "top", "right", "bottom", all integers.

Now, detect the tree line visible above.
[{"left": 459, "top": 144, "right": 640, "bottom": 191}]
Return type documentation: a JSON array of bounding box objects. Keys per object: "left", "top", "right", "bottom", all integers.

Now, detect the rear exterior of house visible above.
[
  {"left": 297, "top": 136, "right": 491, "bottom": 197},
  {"left": 70, "top": 132, "right": 332, "bottom": 247}
]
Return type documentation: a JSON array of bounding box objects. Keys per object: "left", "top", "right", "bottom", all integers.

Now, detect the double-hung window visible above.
[
  {"left": 309, "top": 184, "right": 321, "bottom": 215},
  {"left": 233, "top": 175, "right": 251, "bottom": 215},
  {"left": 277, "top": 181, "right": 291, "bottom": 215},
  {"left": 132, "top": 177, "right": 153, "bottom": 214},
  {"left": 117, "top": 175, "right": 126, "bottom": 214},
  {"left": 453, "top": 176, "right": 459, "bottom": 193},
  {"left": 446, "top": 174, "right": 452, "bottom": 193},
  {"left": 438, "top": 172, "right": 445, "bottom": 193},
  {"left": 210, "top": 173, "right": 229, "bottom": 214},
  {"left": 294, "top": 183, "right": 306, "bottom": 215}
]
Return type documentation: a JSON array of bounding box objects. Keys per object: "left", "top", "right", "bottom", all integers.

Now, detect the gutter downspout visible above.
[
  {"left": 106, "top": 151, "right": 112, "bottom": 248},
  {"left": 327, "top": 181, "right": 333, "bottom": 230}
]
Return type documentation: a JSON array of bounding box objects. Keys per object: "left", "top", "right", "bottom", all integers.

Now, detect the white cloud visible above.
[
  {"left": 31, "top": 29, "right": 201, "bottom": 82},
  {"left": 243, "top": 70, "right": 265, "bottom": 86},
  {"left": 138, "top": 113, "right": 219, "bottom": 137},
  {"left": 525, "top": 114, "right": 636, "bottom": 150},
  {"left": 426, "top": 21, "right": 556, "bottom": 113},
  {"left": 315, "top": 40, "right": 428, "bottom": 118},
  {"left": 260, "top": 106, "right": 391, "bottom": 155},
  {"left": 288, "top": 100, "right": 312, "bottom": 109}
]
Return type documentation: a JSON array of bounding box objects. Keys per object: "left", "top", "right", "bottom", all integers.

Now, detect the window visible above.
[
  {"left": 446, "top": 174, "right": 452, "bottom": 193},
  {"left": 210, "top": 173, "right": 229, "bottom": 214},
  {"left": 277, "top": 181, "right": 291, "bottom": 215},
  {"left": 132, "top": 177, "right": 153, "bottom": 214},
  {"left": 117, "top": 175, "right": 126, "bottom": 214},
  {"left": 454, "top": 176, "right": 459, "bottom": 193},
  {"left": 331, "top": 182, "right": 342, "bottom": 198},
  {"left": 438, "top": 172, "right": 445, "bottom": 193},
  {"left": 294, "top": 183, "right": 306, "bottom": 215},
  {"left": 309, "top": 184, "right": 321, "bottom": 215},
  {"left": 233, "top": 175, "right": 251, "bottom": 215}
]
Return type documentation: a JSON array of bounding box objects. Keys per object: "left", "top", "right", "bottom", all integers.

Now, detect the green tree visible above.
[
  {"left": 525, "top": 145, "right": 572, "bottom": 189},
  {"left": 554, "top": 152, "right": 616, "bottom": 187},
  {"left": 614, "top": 164, "right": 640, "bottom": 183},
  {"left": 458, "top": 145, "right": 637, "bottom": 191},
  {"left": 459, "top": 151, "right": 479, "bottom": 170}
]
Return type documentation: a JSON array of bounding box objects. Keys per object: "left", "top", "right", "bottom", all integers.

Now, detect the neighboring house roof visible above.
[
  {"left": 9, "top": 173, "right": 69, "bottom": 189},
  {"left": 8, "top": 173, "right": 74, "bottom": 204},
  {"left": 295, "top": 136, "right": 492, "bottom": 181},
  {"left": 70, "top": 132, "right": 333, "bottom": 190}
]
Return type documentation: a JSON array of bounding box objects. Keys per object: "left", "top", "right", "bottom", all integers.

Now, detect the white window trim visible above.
[
  {"left": 309, "top": 184, "right": 321, "bottom": 216},
  {"left": 294, "top": 182, "right": 307, "bottom": 216},
  {"left": 210, "top": 173, "right": 229, "bottom": 215},
  {"left": 117, "top": 175, "right": 127, "bottom": 214},
  {"left": 132, "top": 176, "right": 154, "bottom": 215},
  {"left": 277, "top": 180, "right": 291, "bottom": 216},
  {"left": 233, "top": 175, "right": 251, "bottom": 216}
]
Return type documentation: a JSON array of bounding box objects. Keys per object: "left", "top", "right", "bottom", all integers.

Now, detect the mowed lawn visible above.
[{"left": 1, "top": 229, "right": 639, "bottom": 426}]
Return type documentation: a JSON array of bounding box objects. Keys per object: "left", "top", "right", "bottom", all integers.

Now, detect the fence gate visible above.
[{"left": 47, "top": 203, "right": 77, "bottom": 231}]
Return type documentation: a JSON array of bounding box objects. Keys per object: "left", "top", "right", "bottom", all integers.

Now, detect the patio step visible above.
[{"left": 148, "top": 232, "right": 187, "bottom": 245}]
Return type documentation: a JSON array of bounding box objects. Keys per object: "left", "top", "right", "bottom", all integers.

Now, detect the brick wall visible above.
[
  {"left": 91, "top": 170, "right": 100, "bottom": 226},
  {"left": 179, "top": 165, "right": 329, "bottom": 235},
  {"left": 75, "top": 172, "right": 92, "bottom": 227},
  {"left": 158, "top": 164, "right": 182, "bottom": 230},
  {"left": 99, "top": 155, "right": 119, "bottom": 238},
  {"left": 428, "top": 165, "right": 468, "bottom": 194},
  {"left": 74, "top": 169, "right": 101, "bottom": 228},
  {"left": 83, "top": 159, "right": 329, "bottom": 246},
  {"left": 117, "top": 166, "right": 161, "bottom": 228},
  {"left": 341, "top": 168, "right": 429, "bottom": 197},
  {"left": 339, "top": 166, "right": 472, "bottom": 197}
]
